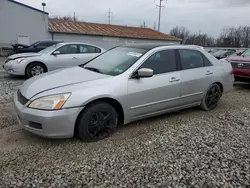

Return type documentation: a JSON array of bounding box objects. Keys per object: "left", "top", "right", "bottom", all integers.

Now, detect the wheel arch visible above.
[
  {"left": 214, "top": 82, "right": 223, "bottom": 94},
  {"left": 74, "top": 97, "right": 125, "bottom": 136}
]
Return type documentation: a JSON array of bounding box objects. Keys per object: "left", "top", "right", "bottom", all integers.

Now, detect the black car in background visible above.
[{"left": 9, "top": 40, "right": 63, "bottom": 56}]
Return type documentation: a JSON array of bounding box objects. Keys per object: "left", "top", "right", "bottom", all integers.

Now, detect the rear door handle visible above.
[
  {"left": 206, "top": 70, "right": 213, "bottom": 75},
  {"left": 72, "top": 57, "right": 78, "bottom": 60},
  {"left": 169, "top": 77, "right": 180, "bottom": 82}
]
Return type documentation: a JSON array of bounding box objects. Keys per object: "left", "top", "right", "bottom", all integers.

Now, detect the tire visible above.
[
  {"left": 200, "top": 83, "right": 222, "bottom": 111},
  {"left": 77, "top": 102, "right": 118, "bottom": 142},
  {"left": 26, "top": 62, "right": 46, "bottom": 78}
]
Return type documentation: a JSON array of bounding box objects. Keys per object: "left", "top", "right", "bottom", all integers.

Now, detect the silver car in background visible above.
[
  {"left": 3, "top": 42, "right": 105, "bottom": 78},
  {"left": 14, "top": 44, "right": 234, "bottom": 142}
]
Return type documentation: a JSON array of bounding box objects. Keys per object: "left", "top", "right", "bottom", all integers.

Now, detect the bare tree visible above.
[
  {"left": 50, "top": 15, "right": 79, "bottom": 21},
  {"left": 169, "top": 25, "right": 250, "bottom": 47},
  {"left": 169, "top": 26, "right": 190, "bottom": 43}
]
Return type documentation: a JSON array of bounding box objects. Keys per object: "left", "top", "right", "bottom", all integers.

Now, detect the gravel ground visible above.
[{"left": 0, "top": 76, "right": 250, "bottom": 187}]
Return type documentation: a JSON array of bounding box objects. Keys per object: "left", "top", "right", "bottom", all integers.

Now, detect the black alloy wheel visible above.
[
  {"left": 77, "top": 102, "right": 118, "bottom": 142},
  {"left": 201, "top": 84, "right": 222, "bottom": 111},
  {"left": 88, "top": 111, "right": 114, "bottom": 139}
]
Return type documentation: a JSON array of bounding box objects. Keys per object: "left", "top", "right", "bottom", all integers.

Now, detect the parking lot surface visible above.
[{"left": 0, "top": 58, "right": 250, "bottom": 187}]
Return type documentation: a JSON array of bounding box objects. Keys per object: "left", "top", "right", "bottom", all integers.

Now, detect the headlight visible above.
[
  {"left": 28, "top": 93, "right": 71, "bottom": 110},
  {"left": 14, "top": 58, "right": 26, "bottom": 64}
]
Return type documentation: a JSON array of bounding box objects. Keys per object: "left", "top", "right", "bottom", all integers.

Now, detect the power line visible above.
[
  {"left": 107, "top": 8, "right": 113, "bottom": 24},
  {"left": 156, "top": 0, "right": 167, "bottom": 31}
]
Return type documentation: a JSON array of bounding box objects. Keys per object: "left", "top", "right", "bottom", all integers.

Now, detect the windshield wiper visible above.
[{"left": 84, "top": 66, "right": 103, "bottom": 74}]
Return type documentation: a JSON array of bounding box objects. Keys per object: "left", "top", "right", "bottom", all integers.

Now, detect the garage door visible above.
[{"left": 17, "top": 35, "right": 30, "bottom": 45}]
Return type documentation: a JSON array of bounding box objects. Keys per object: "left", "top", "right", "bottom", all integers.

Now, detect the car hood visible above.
[
  {"left": 19, "top": 66, "right": 110, "bottom": 99},
  {"left": 227, "top": 56, "right": 250, "bottom": 63},
  {"left": 8, "top": 53, "right": 41, "bottom": 59}
]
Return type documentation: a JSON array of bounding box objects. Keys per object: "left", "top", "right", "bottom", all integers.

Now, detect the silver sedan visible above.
[
  {"left": 14, "top": 44, "right": 234, "bottom": 142},
  {"left": 3, "top": 42, "right": 105, "bottom": 78}
]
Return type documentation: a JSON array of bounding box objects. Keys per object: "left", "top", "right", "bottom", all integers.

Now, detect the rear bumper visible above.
[{"left": 233, "top": 68, "right": 250, "bottom": 78}]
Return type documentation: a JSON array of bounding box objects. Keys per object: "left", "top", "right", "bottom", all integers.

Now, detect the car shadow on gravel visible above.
[{"left": 0, "top": 74, "right": 27, "bottom": 81}]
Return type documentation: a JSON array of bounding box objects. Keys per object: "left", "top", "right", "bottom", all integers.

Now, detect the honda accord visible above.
[{"left": 14, "top": 44, "right": 234, "bottom": 142}]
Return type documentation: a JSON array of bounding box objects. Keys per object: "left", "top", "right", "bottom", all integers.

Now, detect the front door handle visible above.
[
  {"left": 206, "top": 70, "right": 213, "bottom": 75},
  {"left": 72, "top": 57, "right": 78, "bottom": 60},
  {"left": 169, "top": 77, "right": 180, "bottom": 82}
]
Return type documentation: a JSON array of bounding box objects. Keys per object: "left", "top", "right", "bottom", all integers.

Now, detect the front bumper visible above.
[
  {"left": 233, "top": 68, "right": 250, "bottom": 79},
  {"left": 13, "top": 91, "right": 84, "bottom": 139},
  {"left": 3, "top": 61, "right": 26, "bottom": 76}
]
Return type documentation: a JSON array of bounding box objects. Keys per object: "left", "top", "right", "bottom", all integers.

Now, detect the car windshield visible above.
[
  {"left": 213, "top": 50, "right": 227, "bottom": 56},
  {"left": 83, "top": 47, "right": 147, "bottom": 76},
  {"left": 39, "top": 44, "right": 62, "bottom": 54},
  {"left": 242, "top": 48, "right": 250, "bottom": 56},
  {"left": 29, "top": 41, "right": 40, "bottom": 47},
  {"left": 228, "top": 52, "right": 237, "bottom": 57}
]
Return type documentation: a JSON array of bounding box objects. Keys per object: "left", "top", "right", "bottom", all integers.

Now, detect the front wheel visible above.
[
  {"left": 26, "top": 63, "right": 46, "bottom": 78},
  {"left": 77, "top": 102, "right": 118, "bottom": 142},
  {"left": 200, "top": 83, "right": 222, "bottom": 111}
]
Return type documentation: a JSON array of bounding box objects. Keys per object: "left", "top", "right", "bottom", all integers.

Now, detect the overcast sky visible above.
[{"left": 17, "top": 0, "right": 250, "bottom": 37}]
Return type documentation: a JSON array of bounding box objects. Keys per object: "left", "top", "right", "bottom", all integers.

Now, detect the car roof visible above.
[
  {"left": 122, "top": 43, "right": 176, "bottom": 50},
  {"left": 121, "top": 43, "right": 205, "bottom": 50},
  {"left": 59, "top": 42, "right": 104, "bottom": 48}
]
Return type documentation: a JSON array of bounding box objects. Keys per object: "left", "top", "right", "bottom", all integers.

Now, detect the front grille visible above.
[
  {"left": 17, "top": 90, "right": 29, "bottom": 105},
  {"left": 231, "top": 62, "right": 250, "bottom": 69}
]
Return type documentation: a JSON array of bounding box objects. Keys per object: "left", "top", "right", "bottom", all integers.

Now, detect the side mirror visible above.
[
  {"left": 53, "top": 51, "right": 60, "bottom": 55},
  {"left": 237, "top": 52, "right": 242, "bottom": 56},
  {"left": 135, "top": 68, "right": 153, "bottom": 78}
]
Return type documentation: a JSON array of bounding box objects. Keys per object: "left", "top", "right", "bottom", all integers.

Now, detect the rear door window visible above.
[
  {"left": 79, "top": 45, "right": 101, "bottom": 53},
  {"left": 179, "top": 49, "right": 204, "bottom": 70},
  {"left": 56, "top": 44, "right": 78, "bottom": 54}
]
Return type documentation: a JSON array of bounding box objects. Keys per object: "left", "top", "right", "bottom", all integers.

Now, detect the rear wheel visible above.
[
  {"left": 77, "top": 102, "right": 118, "bottom": 142},
  {"left": 200, "top": 83, "right": 222, "bottom": 111},
  {"left": 26, "top": 63, "right": 46, "bottom": 78}
]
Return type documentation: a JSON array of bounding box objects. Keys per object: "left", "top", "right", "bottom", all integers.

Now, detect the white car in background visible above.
[{"left": 3, "top": 42, "right": 105, "bottom": 78}]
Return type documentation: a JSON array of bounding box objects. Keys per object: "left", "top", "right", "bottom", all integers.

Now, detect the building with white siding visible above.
[
  {"left": 0, "top": 0, "right": 50, "bottom": 47},
  {"left": 0, "top": 0, "right": 181, "bottom": 51}
]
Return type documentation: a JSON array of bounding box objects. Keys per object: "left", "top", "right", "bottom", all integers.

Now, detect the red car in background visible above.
[{"left": 221, "top": 48, "right": 250, "bottom": 83}]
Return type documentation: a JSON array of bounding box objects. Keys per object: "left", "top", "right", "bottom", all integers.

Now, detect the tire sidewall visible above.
[
  {"left": 77, "top": 102, "right": 118, "bottom": 142},
  {"left": 201, "top": 84, "right": 222, "bottom": 111}
]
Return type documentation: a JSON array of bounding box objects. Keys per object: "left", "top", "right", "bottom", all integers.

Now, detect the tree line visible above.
[{"left": 169, "top": 26, "right": 250, "bottom": 48}]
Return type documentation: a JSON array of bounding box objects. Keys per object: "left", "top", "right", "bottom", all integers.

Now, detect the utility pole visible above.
[
  {"left": 156, "top": 0, "right": 167, "bottom": 31},
  {"left": 41, "top": 2, "right": 46, "bottom": 20},
  {"left": 107, "top": 8, "right": 113, "bottom": 24},
  {"left": 154, "top": 21, "right": 156, "bottom": 30}
]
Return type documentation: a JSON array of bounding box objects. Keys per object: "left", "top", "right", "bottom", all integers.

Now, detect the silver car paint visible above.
[
  {"left": 4, "top": 42, "right": 105, "bottom": 76},
  {"left": 14, "top": 45, "right": 234, "bottom": 138}
]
